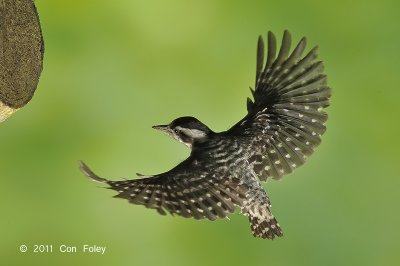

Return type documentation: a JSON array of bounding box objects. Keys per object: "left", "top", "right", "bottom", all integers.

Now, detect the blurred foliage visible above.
[{"left": 1, "top": 0, "right": 399, "bottom": 265}]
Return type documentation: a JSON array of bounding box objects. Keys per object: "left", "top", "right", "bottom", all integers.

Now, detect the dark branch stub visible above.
[{"left": 0, "top": 0, "right": 44, "bottom": 122}]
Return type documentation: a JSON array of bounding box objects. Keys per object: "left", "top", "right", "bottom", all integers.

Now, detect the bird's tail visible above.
[{"left": 247, "top": 211, "right": 283, "bottom": 240}]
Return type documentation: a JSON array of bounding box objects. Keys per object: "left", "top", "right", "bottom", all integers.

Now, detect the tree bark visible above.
[{"left": 0, "top": 0, "right": 44, "bottom": 122}]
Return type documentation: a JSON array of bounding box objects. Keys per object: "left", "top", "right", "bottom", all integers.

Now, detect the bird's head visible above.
[{"left": 152, "top": 116, "right": 212, "bottom": 148}]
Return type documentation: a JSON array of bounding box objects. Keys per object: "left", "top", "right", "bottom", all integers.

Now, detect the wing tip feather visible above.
[{"left": 79, "top": 160, "right": 108, "bottom": 183}]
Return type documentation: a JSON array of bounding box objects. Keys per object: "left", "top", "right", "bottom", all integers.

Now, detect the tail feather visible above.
[{"left": 249, "top": 215, "right": 283, "bottom": 239}]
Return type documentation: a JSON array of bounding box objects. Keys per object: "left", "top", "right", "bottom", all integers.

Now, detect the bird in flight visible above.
[{"left": 80, "top": 30, "right": 331, "bottom": 240}]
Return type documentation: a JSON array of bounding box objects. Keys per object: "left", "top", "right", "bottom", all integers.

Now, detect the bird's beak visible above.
[{"left": 152, "top": 124, "right": 169, "bottom": 132}]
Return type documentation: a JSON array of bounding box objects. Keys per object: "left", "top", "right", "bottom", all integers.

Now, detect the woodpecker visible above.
[{"left": 80, "top": 30, "right": 331, "bottom": 240}]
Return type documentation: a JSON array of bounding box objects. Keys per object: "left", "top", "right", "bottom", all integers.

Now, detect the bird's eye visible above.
[{"left": 174, "top": 129, "right": 179, "bottom": 134}]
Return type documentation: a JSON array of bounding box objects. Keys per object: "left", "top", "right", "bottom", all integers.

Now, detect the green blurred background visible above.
[{"left": 1, "top": 0, "right": 399, "bottom": 265}]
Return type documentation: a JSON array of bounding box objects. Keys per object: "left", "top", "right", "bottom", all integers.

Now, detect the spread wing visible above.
[
  {"left": 80, "top": 160, "right": 248, "bottom": 220},
  {"left": 228, "top": 30, "right": 331, "bottom": 181}
]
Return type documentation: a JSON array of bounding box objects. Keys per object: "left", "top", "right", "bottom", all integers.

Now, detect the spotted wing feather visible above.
[
  {"left": 230, "top": 30, "right": 331, "bottom": 180},
  {"left": 80, "top": 161, "right": 247, "bottom": 220}
]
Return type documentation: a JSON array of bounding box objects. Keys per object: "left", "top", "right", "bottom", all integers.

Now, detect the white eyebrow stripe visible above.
[
  {"left": 190, "top": 129, "right": 207, "bottom": 138},
  {"left": 177, "top": 127, "right": 207, "bottom": 138}
]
